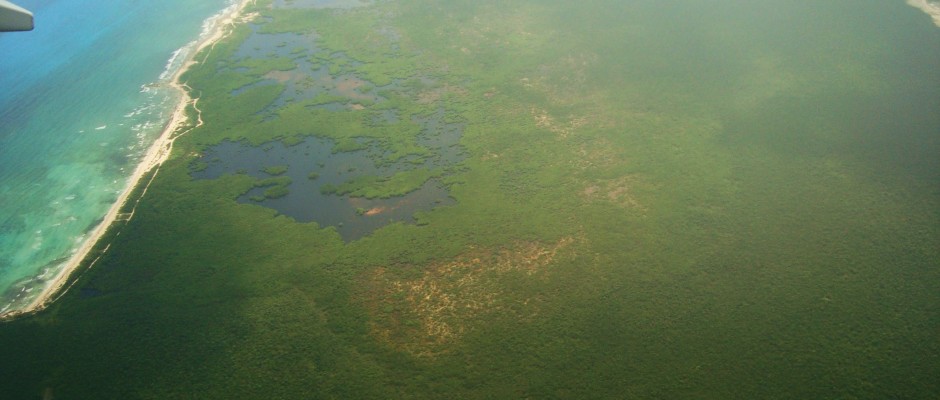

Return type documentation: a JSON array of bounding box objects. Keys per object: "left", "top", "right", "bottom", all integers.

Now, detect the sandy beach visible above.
[
  {"left": 907, "top": 0, "right": 940, "bottom": 27},
  {"left": 0, "top": 0, "right": 255, "bottom": 319}
]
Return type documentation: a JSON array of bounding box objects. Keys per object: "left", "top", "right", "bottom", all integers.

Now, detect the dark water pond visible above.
[
  {"left": 192, "top": 109, "right": 465, "bottom": 241},
  {"left": 198, "top": 11, "right": 462, "bottom": 241}
]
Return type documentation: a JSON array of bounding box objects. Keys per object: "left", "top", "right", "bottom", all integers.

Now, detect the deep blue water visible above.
[{"left": 0, "top": 0, "right": 233, "bottom": 313}]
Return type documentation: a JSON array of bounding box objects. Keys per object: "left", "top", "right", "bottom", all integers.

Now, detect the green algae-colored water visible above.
[{"left": 0, "top": 0, "right": 937, "bottom": 398}]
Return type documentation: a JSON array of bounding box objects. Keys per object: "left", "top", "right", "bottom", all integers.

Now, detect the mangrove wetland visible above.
[{"left": 1, "top": 0, "right": 938, "bottom": 398}]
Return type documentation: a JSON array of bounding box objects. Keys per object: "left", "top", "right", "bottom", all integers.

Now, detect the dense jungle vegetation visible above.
[{"left": 1, "top": 0, "right": 938, "bottom": 398}]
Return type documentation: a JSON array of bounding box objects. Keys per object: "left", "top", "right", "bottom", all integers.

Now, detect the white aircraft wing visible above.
[{"left": 0, "top": 0, "right": 33, "bottom": 32}]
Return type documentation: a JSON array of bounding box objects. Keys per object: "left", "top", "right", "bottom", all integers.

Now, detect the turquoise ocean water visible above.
[{"left": 0, "top": 0, "right": 233, "bottom": 313}]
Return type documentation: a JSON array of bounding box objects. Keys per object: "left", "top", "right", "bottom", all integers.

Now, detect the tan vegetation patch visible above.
[
  {"left": 582, "top": 175, "right": 645, "bottom": 211},
  {"left": 417, "top": 84, "right": 468, "bottom": 105},
  {"left": 447, "top": 4, "right": 545, "bottom": 55},
  {"left": 574, "top": 138, "right": 619, "bottom": 171},
  {"left": 518, "top": 51, "right": 658, "bottom": 138},
  {"left": 522, "top": 52, "right": 597, "bottom": 106},
  {"left": 360, "top": 238, "right": 574, "bottom": 356},
  {"left": 531, "top": 107, "right": 588, "bottom": 139},
  {"left": 481, "top": 151, "right": 501, "bottom": 161},
  {"left": 335, "top": 77, "right": 373, "bottom": 100},
  {"left": 263, "top": 69, "right": 304, "bottom": 82}
]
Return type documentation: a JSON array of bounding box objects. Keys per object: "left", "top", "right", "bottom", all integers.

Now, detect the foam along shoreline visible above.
[
  {"left": 907, "top": 0, "right": 940, "bottom": 27},
  {"left": 0, "top": 0, "right": 255, "bottom": 320}
]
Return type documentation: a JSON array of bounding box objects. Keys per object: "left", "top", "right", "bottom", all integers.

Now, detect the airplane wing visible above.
[{"left": 0, "top": 0, "right": 33, "bottom": 32}]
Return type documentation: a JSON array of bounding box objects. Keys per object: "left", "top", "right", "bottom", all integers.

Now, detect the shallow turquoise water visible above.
[{"left": 0, "top": 0, "right": 234, "bottom": 312}]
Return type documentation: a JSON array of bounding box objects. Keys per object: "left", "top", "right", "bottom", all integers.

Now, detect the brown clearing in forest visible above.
[
  {"left": 581, "top": 175, "right": 646, "bottom": 211},
  {"left": 359, "top": 238, "right": 575, "bottom": 357}
]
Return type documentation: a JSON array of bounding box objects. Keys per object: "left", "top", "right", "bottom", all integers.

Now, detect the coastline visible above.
[
  {"left": 907, "top": 0, "right": 940, "bottom": 27},
  {"left": 0, "top": 0, "right": 255, "bottom": 320}
]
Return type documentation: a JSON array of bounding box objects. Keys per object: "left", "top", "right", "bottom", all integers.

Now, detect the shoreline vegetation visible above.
[
  {"left": 908, "top": 0, "right": 940, "bottom": 26},
  {"left": 0, "top": 0, "right": 255, "bottom": 320}
]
